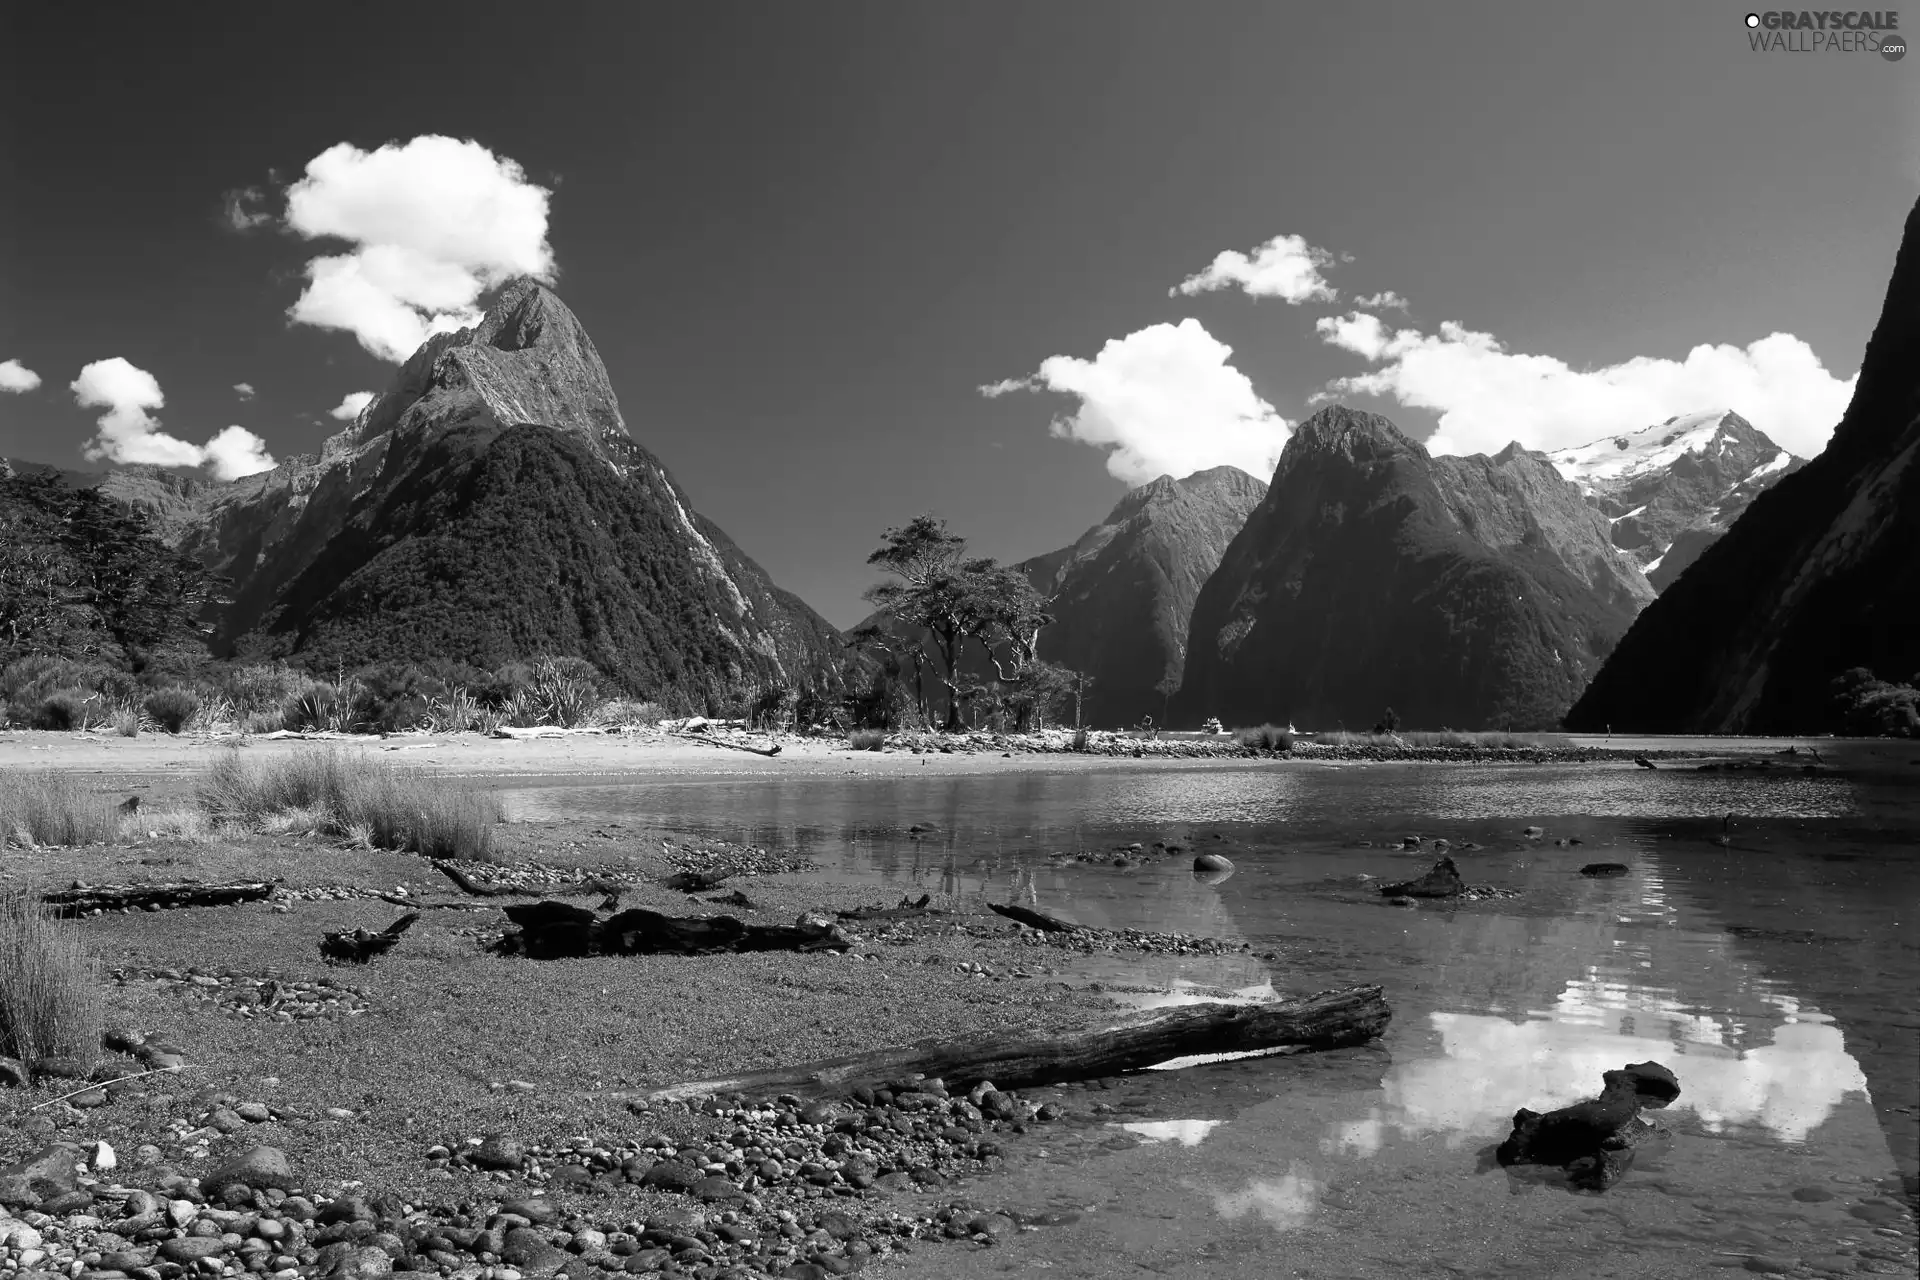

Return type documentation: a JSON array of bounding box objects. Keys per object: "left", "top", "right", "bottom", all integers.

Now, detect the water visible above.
[{"left": 503, "top": 761, "right": 1919, "bottom": 1278}]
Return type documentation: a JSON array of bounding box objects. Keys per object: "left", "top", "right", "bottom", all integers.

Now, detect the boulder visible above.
[
  {"left": 1496, "top": 1060, "right": 1680, "bottom": 1190},
  {"left": 1192, "top": 853, "right": 1234, "bottom": 873},
  {"left": 204, "top": 1146, "right": 295, "bottom": 1192},
  {"left": 1379, "top": 856, "right": 1465, "bottom": 899},
  {"left": 471, "top": 1134, "right": 525, "bottom": 1171}
]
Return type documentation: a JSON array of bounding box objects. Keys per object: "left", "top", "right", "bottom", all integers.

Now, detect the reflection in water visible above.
[
  {"left": 1122, "top": 1119, "right": 1226, "bottom": 1146},
  {"left": 1324, "top": 972, "right": 1870, "bottom": 1156},
  {"left": 1200, "top": 1162, "right": 1323, "bottom": 1231}
]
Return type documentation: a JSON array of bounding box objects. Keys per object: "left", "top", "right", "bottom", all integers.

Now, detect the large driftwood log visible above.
[
  {"left": 1497, "top": 1060, "right": 1680, "bottom": 1190},
  {"left": 648, "top": 984, "right": 1390, "bottom": 1102},
  {"left": 321, "top": 912, "right": 419, "bottom": 964},
  {"left": 41, "top": 881, "right": 275, "bottom": 916},
  {"left": 431, "top": 861, "right": 538, "bottom": 898},
  {"left": 987, "top": 902, "right": 1078, "bottom": 932},
  {"left": 494, "top": 901, "right": 852, "bottom": 958},
  {"left": 668, "top": 732, "right": 782, "bottom": 757},
  {"left": 838, "top": 894, "right": 939, "bottom": 922}
]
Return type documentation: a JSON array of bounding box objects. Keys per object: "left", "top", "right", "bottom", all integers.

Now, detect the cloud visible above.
[
  {"left": 1172, "top": 233, "right": 1339, "bottom": 303},
  {"left": 0, "top": 359, "right": 41, "bottom": 393},
  {"left": 70, "top": 358, "right": 276, "bottom": 478},
  {"left": 1355, "top": 290, "right": 1410, "bottom": 311},
  {"left": 222, "top": 185, "right": 274, "bottom": 231},
  {"left": 233, "top": 382, "right": 255, "bottom": 400},
  {"left": 1314, "top": 314, "right": 1856, "bottom": 458},
  {"left": 281, "top": 135, "right": 556, "bottom": 362},
  {"left": 328, "top": 391, "right": 375, "bottom": 421},
  {"left": 981, "top": 318, "right": 1291, "bottom": 485},
  {"left": 199, "top": 425, "right": 277, "bottom": 480}
]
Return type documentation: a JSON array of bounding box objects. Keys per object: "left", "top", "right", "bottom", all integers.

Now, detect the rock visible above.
[
  {"left": 157, "top": 1237, "right": 228, "bottom": 1263},
  {"left": 0, "top": 1056, "right": 29, "bottom": 1088},
  {"left": 1522, "top": 826, "right": 1544, "bottom": 838},
  {"left": 323, "top": 1245, "right": 394, "bottom": 1279},
  {"left": 472, "top": 1134, "right": 526, "bottom": 1171},
  {"left": 70, "top": 1088, "right": 110, "bottom": 1108},
  {"left": 1192, "top": 852, "right": 1234, "bottom": 872},
  {"left": 1379, "top": 857, "right": 1466, "bottom": 899},
  {"left": 1580, "top": 863, "right": 1631, "bottom": 877},
  {"left": 1497, "top": 1060, "right": 1680, "bottom": 1190},
  {"left": 204, "top": 1146, "right": 294, "bottom": 1192},
  {"left": 499, "top": 1199, "right": 557, "bottom": 1226},
  {"left": 92, "top": 1141, "right": 117, "bottom": 1171},
  {"left": 689, "top": 1176, "right": 746, "bottom": 1202},
  {"left": 1791, "top": 1186, "right": 1836, "bottom": 1203},
  {"left": 638, "top": 1163, "right": 699, "bottom": 1193},
  {"left": 1, "top": 1145, "right": 79, "bottom": 1203},
  {"left": 235, "top": 1102, "right": 270, "bottom": 1123},
  {"left": 31, "top": 1055, "right": 91, "bottom": 1079},
  {"left": 501, "top": 1227, "right": 569, "bottom": 1275},
  {"left": 1743, "top": 1257, "right": 1796, "bottom": 1275}
]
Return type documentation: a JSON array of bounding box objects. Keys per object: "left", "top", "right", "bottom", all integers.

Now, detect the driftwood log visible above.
[
  {"left": 648, "top": 984, "right": 1391, "bottom": 1102},
  {"left": 1496, "top": 1060, "right": 1680, "bottom": 1190},
  {"left": 987, "top": 902, "right": 1078, "bottom": 932},
  {"left": 431, "top": 862, "right": 537, "bottom": 898},
  {"left": 41, "top": 881, "right": 275, "bottom": 916},
  {"left": 321, "top": 912, "right": 419, "bottom": 964},
  {"left": 494, "top": 901, "right": 851, "bottom": 958},
  {"left": 1380, "top": 857, "right": 1465, "bottom": 899},
  {"left": 663, "top": 869, "right": 733, "bottom": 893},
  {"left": 838, "top": 894, "right": 939, "bottom": 922},
  {"left": 668, "top": 732, "right": 782, "bottom": 757}
]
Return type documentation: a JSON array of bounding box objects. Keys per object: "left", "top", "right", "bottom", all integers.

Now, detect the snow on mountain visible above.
[{"left": 1548, "top": 410, "right": 1744, "bottom": 493}]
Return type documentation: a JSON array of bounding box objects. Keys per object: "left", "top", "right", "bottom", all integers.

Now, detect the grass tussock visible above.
[
  {"left": 0, "top": 773, "right": 124, "bottom": 847},
  {"left": 197, "top": 748, "right": 505, "bottom": 860},
  {"left": 847, "top": 728, "right": 886, "bottom": 751},
  {"left": 0, "top": 886, "right": 103, "bottom": 1070},
  {"left": 1314, "top": 729, "right": 1574, "bottom": 749},
  {"left": 1235, "top": 724, "right": 1295, "bottom": 751}
]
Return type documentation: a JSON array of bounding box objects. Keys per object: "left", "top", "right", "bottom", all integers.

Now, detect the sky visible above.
[{"left": 3, "top": 3, "right": 1917, "bottom": 627}]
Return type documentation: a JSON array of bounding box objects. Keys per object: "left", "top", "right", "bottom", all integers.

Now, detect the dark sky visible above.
[{"left": 3, "top": 2, "right": 1916, "bottom": 626}]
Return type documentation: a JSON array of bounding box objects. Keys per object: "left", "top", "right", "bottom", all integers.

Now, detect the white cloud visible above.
[
  {"left": 233, "top": 382, "right": 255, "bottom": 400},
  {"left": 222, "top": 185, "right": 273, "bottom": 231},
  {"left": 1315, "top": 314, "right": 1856, "bottom": 458},
  {"left": 1172, "top": 233, "right": 1339, "bottom": 303},
  {"left": 328, "top": 391, "right": 375, "bottom": 421},
  {"left": 282, "top": 135, "right": 556, "bottom": 362},
  {"left": 199, "top": 425, "right": 277, "bottom": 480},
  {"left": 0, "top": 359, "right": 41, "bottom": 393},
  {"left": 70, "top": 358, "right": 275, "bottom": 477},
  {"left": 1355, "top": 290, "right": 1410, "bottom": 311},
  {"left": 981, "top": 318, "right": 1291, "bottom": 484}
]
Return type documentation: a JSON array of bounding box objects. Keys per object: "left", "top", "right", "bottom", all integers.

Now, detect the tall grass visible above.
[
  {"left": 1235, "top": 724, "right": 1295, "bottom": 751},
  {"left": 1312, "top": 729, "right": 1573, "bottom": 749},
  {"left": 0, "top": 886, "right": 103, "bottom": 1070},
  {"left": 847, "top": 728, "right": 886, "bottom": 750},
  {"left": 0, "top": 773, "right": 124, "bottom": 847},
  {"left": 197, "top": 748, "right": 505, "bottom": 860}
]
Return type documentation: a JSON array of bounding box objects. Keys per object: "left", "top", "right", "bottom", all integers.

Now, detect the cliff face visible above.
[
  {"left": 1018, "top": 466, "right": 1267, "bottom": 726},
  {"left": 1548, "top": 410, "right": 1806, "bottom": 592},
  {"left": 1175, "top": 406, "right": 1652, "bottom": 731},
  {"left": 1569, "top": 197, "right": 1920, "bottom": 733}
]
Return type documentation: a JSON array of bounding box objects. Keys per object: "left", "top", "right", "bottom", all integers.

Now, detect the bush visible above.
[
  {"left": 141, "top": 686, "right": 200, "bottom": 734},
  {"left": 282, "top": 680, "right": 365, "bottom": 733},
  {"left": 593, "top": 699, "right": 665, "bottom": 729},
  {"left": 212, "top": 664, "right": 309, "bottom": 715},
  {"left": 29, "top": 689, "right": 95, "bottom": 730},
  {"left": 0, "top": 772, "right": 123, "bottom": 847},
  {"left": 528, "top": 657, "right": 600, "bottom": 727},
  {"left": 197, "top": 748, "right": 505, "bottom": 860},
  {"left": 0, "top": 887, "right": 103, "bottom": 1070},
  {"left": 847, "top": 728, "right": 886, "bottom": 750},
  {"left": 1072, "top": 726, "right": 1089, "bottom": 752},
  {"left": 1236, "top": 724, "right": 1295, "bottom": 751},
  {"left": 1832, "top": 667, "right": 1920, "bottom": 737},
  {"left": 113, "top": 708, "right": 140, "bottom": 737}
]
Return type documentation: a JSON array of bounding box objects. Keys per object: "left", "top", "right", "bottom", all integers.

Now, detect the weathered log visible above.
[
  {"left": 662, "top": 869, "right": 733, "bottom": 893},
  {"left": 494, "top": 901, "right": 851, "bottom": 958},
  {"left": 987, "top": 902, "right": 1078, "bottom": 932},
  {"left": 1380, "top": 856, "right": 1465, "bottom": 899},
  {"left": 40, "top": 881, "right": 275, "bottom": 916},
  {"left": 1497, "top": 1061, "right": 1679, "bottom": 1190},
  {"left": 1580, "top": 863, "right": 1630, "bottom": 878},
  {"left": 668, "top": 732, "right": 782, "bottom": 757},
  {"left": 838, "top": 894, "right": 939, "bottom": 922},
  {"left": 431, "top": 861, "right": 537, "bottom": 898},
  {"left": 647, "top": 984, "right": 1391, "bottom": 1102},
  {"left": 320, "top": 912, "right": 419, "bottom": 964}
]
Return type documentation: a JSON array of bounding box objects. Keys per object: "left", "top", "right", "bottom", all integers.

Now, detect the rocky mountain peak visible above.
[{"left": 1283, "top": 405, "right": 1424, "bottom": 470}]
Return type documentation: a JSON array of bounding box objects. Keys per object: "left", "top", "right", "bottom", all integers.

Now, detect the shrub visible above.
[
  {"left": 113, "top": 708, "right": 141, "bottom": 737},
  {"left": 1236, "top": 724, "right": 1295, "bottom": 752},
  {"left": 0, "top": 887, "right": 103, "bottom": 1070},
  {"left": 0, "top": 773, "right": 122, "bottom": 847},
  {"left": 143, "top": 687, "right": 200, "bottom": 734},
  {"left": 1071, "top": 726, "right": 1089, "bottom": 752},
  {"left": 528, "top": 658, "right": 600, "bottom": 727},
  {"left": 283, "top": 680, "right": 365, "bottom": 733},
  {"left": 593, "top": 699, "right": 666, "bottom": 729},
  {"left": 241, "top": 709, "right": 285, "bottom": 735},
  {"left": 212, "top": 664, "right": 309, "bottom": 715},
  {"left": 29, "top": 689, "right": 95, "bottom": 731},
  {"left": 848, "top": 728, "right": 886, "bottom": 750},
  {"left": 197, "top": 748, "right": 504, "bottom": 860}
]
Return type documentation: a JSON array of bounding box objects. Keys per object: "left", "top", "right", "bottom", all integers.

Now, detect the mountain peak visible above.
[{"left": 1288, "top": 405, "right": 1424, "bottom": 462}]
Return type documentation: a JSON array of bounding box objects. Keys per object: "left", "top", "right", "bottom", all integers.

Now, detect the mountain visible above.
[
  {"left": 45, "top": 279, "right": 843, "bottom": 704},
  {"left": 1016, "top": 466, "right": 1267, "bottom": 726},
  {"left": 1548, "top": 410, "right": 1806, "bottom": 591},
  {"left": 1175, "top": 406, "right": 1654, "bottom": 731},
  {"left": 1568, "top": 196, "right": 1920, "bottom": 734}
]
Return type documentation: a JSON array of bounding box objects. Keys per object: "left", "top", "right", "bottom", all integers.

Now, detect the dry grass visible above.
[
  {"left": 0, "top": 772, "right": 124, "bottom": 847},
  {"left": 0, "top": 885, "right": 103, "bottom": 1069},
  {"left": 1235, "top": 723, "right": 1295, "bottom": 751},
  {"left": 196, "top": 748, "right": 505, "bottom": 860},
  {"left": 847, "top": 729, "right": 886, "bottom": 751}
]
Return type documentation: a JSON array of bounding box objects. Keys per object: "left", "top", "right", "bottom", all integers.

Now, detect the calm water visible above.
[{"left": 504, "top": 762, "right": 1919, "bottom": 1278}]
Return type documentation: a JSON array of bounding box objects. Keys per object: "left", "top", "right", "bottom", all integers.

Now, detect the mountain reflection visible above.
[{"left": 1324, "top": 974, "right": 1870, "bottom": 1155}]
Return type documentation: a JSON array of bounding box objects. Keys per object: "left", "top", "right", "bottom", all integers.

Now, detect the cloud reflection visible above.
[
  {"left": 1122, "top": 1119, "right": 1227, "bottom": 1146},
  {"left": 1206, "top": 1161, "right": 1323, "bottom": 1230},
  {"left": 1324, "top": 975, "right": 1869, "bottom": 1156}
]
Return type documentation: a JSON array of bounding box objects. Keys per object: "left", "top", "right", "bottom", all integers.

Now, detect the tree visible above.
[{"left": 862, "top": 515, "right": 1053, "bottom": 732}]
